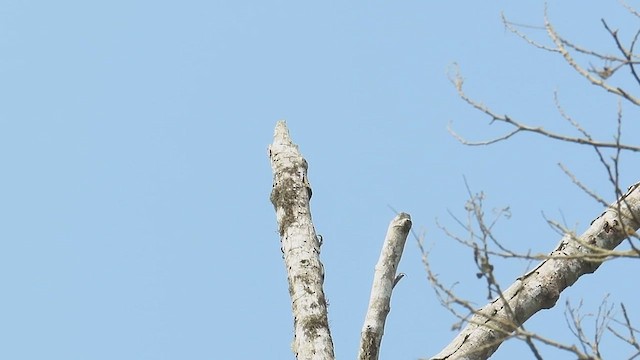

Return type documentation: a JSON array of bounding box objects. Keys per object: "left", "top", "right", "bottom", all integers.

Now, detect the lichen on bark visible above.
[{"left": 269, "top": 120, "right": 334, "bottom": 360}]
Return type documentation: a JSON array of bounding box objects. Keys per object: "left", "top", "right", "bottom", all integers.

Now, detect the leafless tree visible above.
[{"left": 268, "top": 5, "right": 640, "bottom": 360}]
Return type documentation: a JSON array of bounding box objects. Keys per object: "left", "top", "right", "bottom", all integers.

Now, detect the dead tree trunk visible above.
[
  {"left": 268, "top": 121, "right": 412, "bottom": 360},
  {"left": 269, "top": 120, "right": 334, "bottom": 360}
]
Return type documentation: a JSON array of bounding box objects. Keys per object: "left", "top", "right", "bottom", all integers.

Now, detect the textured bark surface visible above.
[
  {"left": 358, "top": 213, "right": 412, "bottom": 360},
  {"left": 268, "top": 121, "right": 334, "bottom": 360},
  {"left": 431, "top": 182, "right": 640, "bottom": 360}
]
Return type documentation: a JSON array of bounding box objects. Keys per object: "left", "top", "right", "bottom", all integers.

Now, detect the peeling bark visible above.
[
  {"left": 269, "top": 121, "right": 334, "bottom": 360},
  {"left": 431, "top": 182, "right": 640, "bottom": 360}
]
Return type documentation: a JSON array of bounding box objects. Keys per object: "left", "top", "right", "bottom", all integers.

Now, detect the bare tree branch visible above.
[
  {"left": 449, "top": 69, "right": 640, "bottom": 152},
  {"left": 622, "top": 2, "right": 640, "bottom": 19},
  {"left": 269, "top": 120, "right": 334, "bottom": 360},
  {"left": 601, "top": 19, "right": 640, "bottom": 86},
  {"left": 543, "top": 10, "right": 640, "bottom": 106},
  {"left": 608, "top": 303, "right": 640, "bottom": 358},
  {"left": 558, "top": 163, "right": 609, "bottom": 208},
  {"left": 430, "top": 182, "right": 640, "bottom": 360},
  {"left": 358, "top": 213, "right": 412, "bottom": 360}
]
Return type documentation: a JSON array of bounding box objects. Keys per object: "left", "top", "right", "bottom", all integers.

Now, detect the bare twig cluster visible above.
[
  {"left": 449, "top": 6, "right": 640, "bottom": 154},
  {"left": 423, "top": 182, "right": 640, "bottom": 359},
  {"left": 427, "top": 4, "right": 640, "bottom": 359}
]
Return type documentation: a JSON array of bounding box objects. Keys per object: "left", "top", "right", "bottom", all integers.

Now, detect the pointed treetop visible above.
[{"left": 273, "top": 120, "right": 292, "bottom": 146}]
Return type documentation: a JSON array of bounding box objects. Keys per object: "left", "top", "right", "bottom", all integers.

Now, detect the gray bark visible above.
[
  {"left": 431, "top": 182, "right": 640, "bottom": 360},
  {"left": 358, "top": 213, "right": 412, "bottom": 360},
  {"left": 269, "top": 121, "right": 334, "bottom": 360}
]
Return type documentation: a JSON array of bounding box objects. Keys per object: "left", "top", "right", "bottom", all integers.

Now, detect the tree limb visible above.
[
  {"left": 269, "top": 120, "right": 334, "bottom": 360},
  {"left": 431, "top": 181, "right": 640, "bottom": 360},
  {"left": 358, "top": 213, "right": 412, "bottom": 360},
  {"left": 448, "top": 71, "right": 640, "bottom": 152}
]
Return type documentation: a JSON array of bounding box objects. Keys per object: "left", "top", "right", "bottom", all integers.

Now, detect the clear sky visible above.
[{"left": 1, "top": 1, "right": 639, "bottom": 359}]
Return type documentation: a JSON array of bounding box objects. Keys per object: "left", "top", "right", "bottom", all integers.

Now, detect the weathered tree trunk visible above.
[
  {"left": 431, "top": 182, "right": 640, "bottom": 360},
  {"left": 269, "top": 121, "right": 334, "bottom": 360}
]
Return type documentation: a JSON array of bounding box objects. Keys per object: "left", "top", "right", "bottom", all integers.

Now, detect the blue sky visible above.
[{"left": 1, "top": 1, "right": 639, "bottom": 359}]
